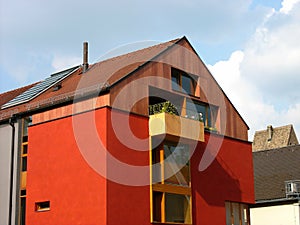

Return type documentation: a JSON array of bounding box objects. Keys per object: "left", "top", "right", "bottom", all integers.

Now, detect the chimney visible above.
[
  {"left": 82, "top": 42, "right": 89, "bottom": 73},
  {"left": 267, "top": 125, "right": 273, "bottom": 141}
]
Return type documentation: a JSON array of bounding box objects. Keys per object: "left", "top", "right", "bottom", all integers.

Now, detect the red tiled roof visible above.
[
  {"left": 0, "top": 83, "right": 39, "bottom": 107},
  {"left": 0, "top": 38, "right": 181, "bottom": 121}
]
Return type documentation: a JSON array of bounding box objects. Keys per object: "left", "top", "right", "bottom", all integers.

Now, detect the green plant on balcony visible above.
[{"left": 149, "top": 101, "right": 179, "bottom": 115}]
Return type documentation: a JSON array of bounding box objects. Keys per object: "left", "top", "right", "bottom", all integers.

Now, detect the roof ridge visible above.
[
  {"left": 89, "top": 38, "right": 182, "bottom": 68},
  {"left": 254, "top": 124, "right": 293, "bottom": 133}
]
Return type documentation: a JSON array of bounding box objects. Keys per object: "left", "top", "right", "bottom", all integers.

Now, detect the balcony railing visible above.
[
  {"left": 149, "top": 101, "right": 203, "bottom": 122},
  {"left": 149, "top": 102, "right": 204, "bottom": 142}
]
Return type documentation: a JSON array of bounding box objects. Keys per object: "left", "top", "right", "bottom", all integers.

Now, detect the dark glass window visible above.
[
  {"left": 181, "top": 74, "right": 195, "bottom": 95},
  {"left": 164, "top": 143, "right": 190, "bottom": 186},
  {"left": 171, "top": 68, "right": 196, "bottom": 95},
  {"left": 22, "top": 157, "right": 27, "bottom": 172},
  {"left": 186, "top": 100, "right": 218, "bottom": 128},
  {"left": 23, "top": 145, "right": 28, "bottom": 155},
  {"left": 35, "top": 201, "right": 50, "bottom": 211},
  {"left": 153, "top": 192, "right": 163, "bottom": 222},
  {"left": 20, "top": 198, "right": 26, "bottom": 225},
  {"left": 165, "top": 193, "right": 190, "bottom": 223},
  {"left": 171, "top": 69, "right": 181, "bottom": 91}
]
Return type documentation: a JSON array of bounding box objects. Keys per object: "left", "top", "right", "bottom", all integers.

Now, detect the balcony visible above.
[{"left": 149, "top": 102, "right": 204, "bottom": 142}]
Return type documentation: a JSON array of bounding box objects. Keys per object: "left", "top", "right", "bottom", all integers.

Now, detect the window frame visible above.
[
  {"left": 171, "top": 68, "right": 197, "bottom": 96},
  {"left": 35, "top": 201, "right": 50, "bottom": 212},
  {"left": 225, "top": 201, "right": 250, "bottom": 225},
  {"left": 185, "top": 99, "right": 218, "bottom": 129},
  {"left": 151, "top": 140, "right": 192, "bottom": 224}
]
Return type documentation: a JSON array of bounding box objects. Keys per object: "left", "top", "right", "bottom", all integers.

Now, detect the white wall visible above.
[
  {"left": 250, "top": 202, "right": 300, "bottom": 225},
  {"left": 0, "top": 122, "right": 19, "bottom": 225}
]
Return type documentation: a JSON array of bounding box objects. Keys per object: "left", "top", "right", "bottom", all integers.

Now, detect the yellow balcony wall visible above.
[{"left": 149, "top": 112, "right": 204, "bottom": 142}]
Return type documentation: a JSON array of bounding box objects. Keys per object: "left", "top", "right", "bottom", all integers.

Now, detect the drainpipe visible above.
[{"left": 8, "top": 115, "right": 16, "bottom": 225}]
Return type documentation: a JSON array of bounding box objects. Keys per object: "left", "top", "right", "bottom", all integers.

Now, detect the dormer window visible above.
[{"left": 171, "top": 68, "right": 197, "bottom": 96}]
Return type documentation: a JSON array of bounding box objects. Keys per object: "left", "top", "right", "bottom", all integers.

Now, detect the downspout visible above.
[{"left": 8, "top": 115, "right": 16, "bottom": 225}]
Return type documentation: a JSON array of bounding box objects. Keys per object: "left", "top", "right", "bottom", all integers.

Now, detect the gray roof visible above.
[
  {"left": 253, "top": 144, "right": 300, "bottom": 201},
  {"left": 252, "top": 125, "right": 299, "bottom": 151}
]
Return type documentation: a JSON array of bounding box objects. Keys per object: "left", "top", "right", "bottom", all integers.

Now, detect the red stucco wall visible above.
[
  {"left": 106, "top": 109, "right": 150, "bottom": 225},
  {"left": 27, "top": 109, "right": 108, "bottom": 225},
  {"left": 27, "top": 107, "right": 254, "bottom": 225},
  {"left": 191, "top": 132, "right": 255, "bottom": 225}
]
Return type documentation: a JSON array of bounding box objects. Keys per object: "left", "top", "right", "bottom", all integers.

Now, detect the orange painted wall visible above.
[{"left": 27, "top": 109, "right": 108, "bottom": 225}]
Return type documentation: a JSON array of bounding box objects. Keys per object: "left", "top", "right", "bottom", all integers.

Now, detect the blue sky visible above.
[{"left": 0, "top": 0, "right": 299, "bottom": 140}]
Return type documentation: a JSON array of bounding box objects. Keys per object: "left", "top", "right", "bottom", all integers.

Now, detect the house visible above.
[
  {"left": 252, "top": 124, "right": 299, "bottom": 151},
  {"left": 250, "top": 144, "right": 300, "bottom": 225},
  {"left": 0, "top": 37, "right": 254, "bottom": 225}
]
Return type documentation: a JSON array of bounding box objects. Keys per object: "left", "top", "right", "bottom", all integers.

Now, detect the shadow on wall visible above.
[{"left": 191, "top": 133, "right": 245, "bottom": 223}]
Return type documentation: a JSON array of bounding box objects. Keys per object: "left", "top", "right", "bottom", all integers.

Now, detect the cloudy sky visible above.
[{"left": 0, "top": 0, "right": 299, "bottom": 140}]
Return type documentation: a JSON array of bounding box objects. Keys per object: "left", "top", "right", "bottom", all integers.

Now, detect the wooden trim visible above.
[
  {"left": 181, "top": 97, "right": 186, "bottom": 117},
  {"left": 32, "top": 94, "right": 110, "bottom": 124},
  {"left": 150, "top": 138, "right": 154, "bottom": 223},
  {"left": 20, "top": 172, "right": 27, "bottom": 190},
  {"left": 160, "top": 149, "right": 165, "bottom": 184},
  {"left": 161, "top": 193, "right": 166, "bottom": 223},
  {"left": 152, "top": 184, "right": 191, "bottom": 196}
]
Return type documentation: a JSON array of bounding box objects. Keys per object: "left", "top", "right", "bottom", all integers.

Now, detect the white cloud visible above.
[
  {"left": 280, "top": 0, "right": 300, "bottom": 13},
  {"left": 0, "top": 0, "right": 269, "bottom": 93},
  {"left": 209, "top": 0, "right": 300, "bottom": 140}
]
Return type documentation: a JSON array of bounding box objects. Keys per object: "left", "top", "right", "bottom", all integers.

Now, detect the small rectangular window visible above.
[
  {"left": 20, "top": 190, "right": 26, "bottom": 197},
  {"left": 21, "top": 156, "right": 27, "bottom": 172},
  {"left": 22, "top": 144, "right": 28, "bottom": 155},
  {"left": 35, "top": 201, "right": 50, "bottom": 212},
  {"left": 171, "top": 68, "right": 196, "bottom": 96}
]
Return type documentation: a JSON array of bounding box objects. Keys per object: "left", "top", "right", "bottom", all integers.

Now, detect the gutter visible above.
[
  {"left": 250, "top": 197, "right": 300, "bottom": 208},
  {"left": 8, "top": 115, "right": 17, "bottom": 225}
]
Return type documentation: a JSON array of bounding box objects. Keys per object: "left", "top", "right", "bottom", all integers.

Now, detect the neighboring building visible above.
[
  {"left": 0, "top": 83, "right": 38, "bottom": 225},
  {"left": 250, "top": 144, "right": 300, "bottom": 225},
  {"left": 252, "top": 124, "right": 299, "bottom": 151},
  {"left": 0, "top": 37, "right": 254, "bottom": 225}
]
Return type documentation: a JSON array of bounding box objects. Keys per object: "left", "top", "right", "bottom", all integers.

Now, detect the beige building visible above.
[
  {"left": 251, "top": 125, "right": 300, "bottom": 225},
  {"left": 252, "top": 124, "right": 298, "bottom": 151}
]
